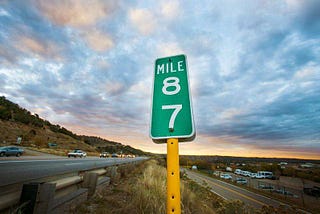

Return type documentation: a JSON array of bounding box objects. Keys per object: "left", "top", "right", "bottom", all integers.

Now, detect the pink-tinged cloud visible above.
[
  {"left": 14, "top": 35, "right": 61, "bottom": 60},
  {"left": 81, "top": 30, "right": 114, "bottom": 52},
  {"left": 128, "top": 9, "right": 156, "bottom": 35},
  {"left": 35, "top": 0, "right": 117, "bottom": 28}
]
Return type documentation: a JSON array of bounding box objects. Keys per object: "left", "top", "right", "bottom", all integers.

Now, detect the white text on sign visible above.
[{"left": 157, "top": 61, "right": 185, "bottom": 75}]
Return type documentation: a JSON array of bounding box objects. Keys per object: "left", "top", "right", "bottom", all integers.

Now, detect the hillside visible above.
[{"left": 0, "top": 96, "right": 148, "bottom": 156}]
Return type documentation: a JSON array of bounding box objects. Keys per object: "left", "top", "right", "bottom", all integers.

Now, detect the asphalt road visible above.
[
  {"left": 185, "top": 169, "right": 289, "bottom": 209},
  {"left": 0, "top": 157, "right": 147, "bottom": 186}
]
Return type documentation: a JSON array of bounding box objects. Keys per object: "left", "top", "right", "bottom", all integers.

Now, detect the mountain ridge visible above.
[{"left": 0, "top": 96, "right": 148, "bottom": 156}]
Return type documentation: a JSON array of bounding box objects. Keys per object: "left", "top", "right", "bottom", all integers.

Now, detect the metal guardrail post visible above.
[
  {"left": 109, "top": 166, "right": 119, "bottom": 184},
  {"left": 35, "top": 183, "right": 56, "bottom": 214},
  {"left": 20, "top": 183, "right": 39, "bottom": 214},
  {"left": 83, "top": 172, "right": 98, "bottom": 199},
  {"left": 20, "top": 182, "right": 56, "bottom": 214}
]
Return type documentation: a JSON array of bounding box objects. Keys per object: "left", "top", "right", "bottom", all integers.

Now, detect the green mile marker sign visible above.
[{"left": 150, "top": 54, "right": 195, "bottom": 143}]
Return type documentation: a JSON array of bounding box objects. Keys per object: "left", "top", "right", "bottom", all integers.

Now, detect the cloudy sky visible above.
[{"left": 0, "top": 0, "right": 319, "bottom": 159}]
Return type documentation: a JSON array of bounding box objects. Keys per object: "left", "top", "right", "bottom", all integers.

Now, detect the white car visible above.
[
  {"left": 234, "top": 169, "right": 242, "bottom": 175},
  {"left": 241, "top": 171, "right": 251, "bottom": 177},
  {"left": 220, "top": 174, "right": 232, "bottom": 180},
  {"left": 68, "top": 150, "right": 87, "bottom": 158},
  {"left": 249, "top": 173, "right": 257, "bottom": 178}
]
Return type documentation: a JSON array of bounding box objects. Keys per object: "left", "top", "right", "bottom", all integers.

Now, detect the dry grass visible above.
[
  {"left": 73, "top": 159, "right": 221, "bottom": 214},
  {"left": 129, "top": 160, "right": 167, "bottom": 213}
]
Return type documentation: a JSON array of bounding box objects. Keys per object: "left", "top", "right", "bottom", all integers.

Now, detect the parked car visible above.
[
  {"left": 258, "top": 184, "right": 274, "bottom": 191},
  {"left": 67, "top": 149, "right": 87, "bottom": 158},
  {"left": 304, "top": 187, "right": 320, "bottom": 197},
  {"left": 100, "top": 152, "right": 110, "bottom": 158},
  {"left": 234, "top": 169, "right": 242, "bottom": 175},
  {"left": 220, "top": 173, "right": 232, "bottom": 180},
  {"left": 0, "top": 146, "right": 24, "bottom": 157},
  {"left": 249, "top": 172, "right": 257, "bottom": 178},
  {"left": 236, "top": 177, "right": 247, "bottom": 184},
  {"left": 240, "top": 171, "right": 251, "bottom": 177}
]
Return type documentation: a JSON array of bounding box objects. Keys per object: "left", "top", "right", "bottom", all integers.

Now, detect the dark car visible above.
[
  {"left": 0, "top": 146, "right": 24, "bottom": 157},
  {"left": 258, "top": 184, "right": 274, "bottom": 190},
  {"left": 236, "top": 177, "right": 248, "bottom": 184},
  {"left": 304, "top": 187, "right": 320, "bottom": 197}
]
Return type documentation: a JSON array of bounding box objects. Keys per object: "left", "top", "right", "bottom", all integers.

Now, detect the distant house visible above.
[
  {"left": 191, "top": 165, "right": 198, "bottom": 170},
  {"left": 300, "top": 163, "right": 314, "bottom": 168}
]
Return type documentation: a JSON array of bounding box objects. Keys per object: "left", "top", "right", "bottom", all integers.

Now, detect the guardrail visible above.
[{"left": 0, "top": 159, "right": 145, "bottom": 214}]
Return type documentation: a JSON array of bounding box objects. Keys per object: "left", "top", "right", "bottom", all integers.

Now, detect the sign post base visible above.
[{"left": 167, "top": 138, "right": 181, "bottom": 214}]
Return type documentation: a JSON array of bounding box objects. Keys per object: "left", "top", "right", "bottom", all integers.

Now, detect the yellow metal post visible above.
[{"left": 167, "top": 138, "right": 181, "bottom": 214}]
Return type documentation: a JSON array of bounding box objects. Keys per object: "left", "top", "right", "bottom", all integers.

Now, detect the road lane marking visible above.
[
  {"left": 207, "top": 179, "right": 267, "bottom": 206},
  {"left": 187, "top": 171, "right": 268, "bottom": 207},
  {"left": 210, "top": 188, "right": 227, "bottom": 200}
]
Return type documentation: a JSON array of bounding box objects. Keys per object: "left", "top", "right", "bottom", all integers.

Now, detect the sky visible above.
[{"left": 0, "top": 0, "right": 319, "bottom": 159}]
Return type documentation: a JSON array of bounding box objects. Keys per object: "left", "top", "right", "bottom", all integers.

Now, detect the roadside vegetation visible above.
[
  {"left": 73, "top": 159, "right": 218, "bottom": 213},
  {"left": 73, "top": 159, "right": 301, "bottom": 214}
]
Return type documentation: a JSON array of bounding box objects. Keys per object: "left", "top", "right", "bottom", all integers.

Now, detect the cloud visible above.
[
  {"left": 33, "top": 1, "right": 118, "bottom": 54},
  {"left": 0, "top": 8, "right": 10, "bottom": 17},
  {"left": 81, "top": 30, "right": 114, "bottom": 52},
  {"left": 189, "top": 1, "right": 320, "bottom": 153},
  {"left": 220, "top": 108, "right": 245, "bottom": 120},
  {"left": 156, "top": 42, "right": 184, "bottom": 57},
  {"left": 8, "top": 34, "right": 63, "bottom": 62},
  {"left": 17, "top": 36, "right": 55, "bottom": 56},
  {"left": 105, "top": 81, "right": 125, "bottom": 96},
  {"left": 160, "top": 0, "right": 180, "bottom": 19},
  {"left": 295, "top": 0, "right": 320, "bottom": 36},
  {"left": 203, "top": 85, "right": 320, "bottom": 144},
  {"left": 0, "top": 44, "right": 17, "bottom": 63},
  {"left": 35, "top": 0, "right": 117, "bottom": 28},
  {"left": 294, "top": 64, "right": 318, "bottom": 79},
  {"left": 128, "top": 8, "right": 156, "bottom": 35}
]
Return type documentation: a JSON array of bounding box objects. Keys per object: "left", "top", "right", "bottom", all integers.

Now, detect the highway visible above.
[
  {"left": 0, "top": 157, "right": 146, "bottom": 186},
  {"left": 185, "top": 169, "right": 289, "bottom": 209}
]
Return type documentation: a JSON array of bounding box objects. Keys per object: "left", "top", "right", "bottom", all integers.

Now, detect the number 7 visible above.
[{"left": 162, "top": 104, "right": 182, "bottom": 129}]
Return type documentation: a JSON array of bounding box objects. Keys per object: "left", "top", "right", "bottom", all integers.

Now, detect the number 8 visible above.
[{"left": 162, "top": 77, "right": 180, "bottom": 95}]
